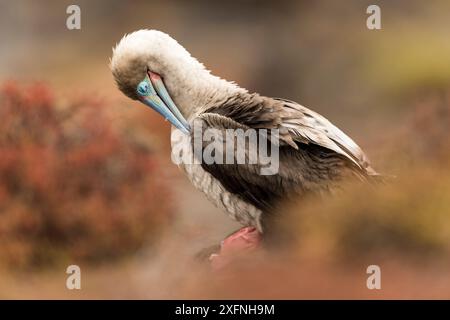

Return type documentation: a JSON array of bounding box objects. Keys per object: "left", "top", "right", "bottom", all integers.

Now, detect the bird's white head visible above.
[{"left": 110, "top": 29, "right": 241, "bottom": 134}]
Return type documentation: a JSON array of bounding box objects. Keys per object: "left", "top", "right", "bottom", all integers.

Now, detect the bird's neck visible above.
[{"left": 164, "top": 69, "right": 247, "bottom": 120}]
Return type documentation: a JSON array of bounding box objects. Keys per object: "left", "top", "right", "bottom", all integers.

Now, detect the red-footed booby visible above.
[{"left": 110, "top": 30, "right": 379, "bottom": 262}]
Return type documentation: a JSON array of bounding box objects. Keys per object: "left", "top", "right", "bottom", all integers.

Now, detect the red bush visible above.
[{"left": 0, "top": 82, "right": 173, "bottom": 268}]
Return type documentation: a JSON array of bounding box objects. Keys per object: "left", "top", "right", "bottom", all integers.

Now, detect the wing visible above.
[
  {"left": 204, "top": 94, "right": 377, "bottom": 174},
  {"left": 193, "top": 94, "right": 377, "bottom": 214}
]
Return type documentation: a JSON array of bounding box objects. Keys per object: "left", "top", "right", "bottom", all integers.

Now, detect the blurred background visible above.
[{"left": 1, "top": 0, "right": 450, "bottom": 298}]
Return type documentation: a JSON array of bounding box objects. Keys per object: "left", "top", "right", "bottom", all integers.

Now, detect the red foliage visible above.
[{"left": 0, "top": 82, "right": 173, "bottom": 268}]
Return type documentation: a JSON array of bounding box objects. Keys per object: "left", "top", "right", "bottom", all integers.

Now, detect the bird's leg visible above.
[{"left": 209, "top": 226, "right": 262, "bottom": 269}]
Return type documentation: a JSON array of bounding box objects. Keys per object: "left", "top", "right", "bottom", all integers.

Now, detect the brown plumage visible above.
[{"left": 193, "top": 93, "right": 379, "bottom": 232}]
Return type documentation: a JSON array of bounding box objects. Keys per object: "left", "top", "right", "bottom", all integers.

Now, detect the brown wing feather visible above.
[
  {"left": 204, "top": 93, "right": 377, "bottom": 175},
  {"left": 276, "top": 98, "right": 376, "bottom": 174},
  {"left": 194, "top": 108, "right": 374, "bottom": 214}
]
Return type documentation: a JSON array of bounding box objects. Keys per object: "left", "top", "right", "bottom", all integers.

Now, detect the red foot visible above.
[{"left": 209, "top": 226, "right": 261, "bottom": 270}]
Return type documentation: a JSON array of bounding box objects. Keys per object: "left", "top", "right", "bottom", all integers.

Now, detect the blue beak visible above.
[{"left": 136, "top": 71, "right": 190, "bottom": 134}]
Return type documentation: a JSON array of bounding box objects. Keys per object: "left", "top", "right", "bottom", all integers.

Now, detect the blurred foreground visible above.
[{"left": 0, "top": 83, "right": 449, "bottom": 299}]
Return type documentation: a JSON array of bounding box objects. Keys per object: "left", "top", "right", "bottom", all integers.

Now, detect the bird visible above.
[{"left": 110, "top": 29, "right": 380, "bottom": 260}]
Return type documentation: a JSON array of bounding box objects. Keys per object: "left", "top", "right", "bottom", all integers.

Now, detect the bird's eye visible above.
[{"left": 137, "top": 81, "right": 150, "bottom": 96}]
